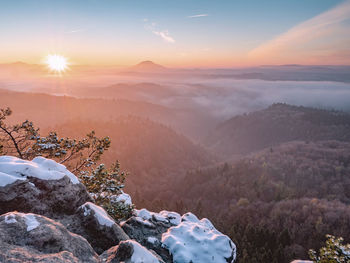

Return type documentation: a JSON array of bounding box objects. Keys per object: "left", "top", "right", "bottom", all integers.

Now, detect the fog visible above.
[{"left": 1, "top": 64, "right": 350, "bottom": 124}]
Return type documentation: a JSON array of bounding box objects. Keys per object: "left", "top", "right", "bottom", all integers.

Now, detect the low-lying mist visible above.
[{"left": 1, "top": 64, "right": 350, "bottom": 124}]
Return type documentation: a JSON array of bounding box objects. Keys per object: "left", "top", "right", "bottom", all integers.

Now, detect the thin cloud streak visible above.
[
  {"left": 152, "top": 30, "right": 175, "bottom": 43},
  {"left": 188, "top": 14, "right": 209, "bottom": 18},
  {"left": 64, "top": 28, "right": 88, "bottom": 34},
  {"left": 248, "top": 0, "right": 350, "bottom": 64}
]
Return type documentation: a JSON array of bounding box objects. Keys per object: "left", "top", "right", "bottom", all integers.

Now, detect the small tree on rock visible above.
[
  {"left": 0, "top": 107, "right": 133, "bottom": 220},
  {"left": 309, "top": 234, "right": 350, "bottom": 263}
]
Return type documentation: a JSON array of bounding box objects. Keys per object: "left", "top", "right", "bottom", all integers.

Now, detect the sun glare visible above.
[{"left": 45, "top": 54, "right": 69, "bottom": 73}]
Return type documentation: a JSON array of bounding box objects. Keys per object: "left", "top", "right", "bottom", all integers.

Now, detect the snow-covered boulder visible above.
[
  {"left": 0, "top": 156, "right": 92, "bottom": 217},
  {"left": 122, "top": 209, "right": 236, "bottom": 263},
  {"left": 0, "top": 156, "right": 79, "bottom": 185},
  {"left": 0, "top": 156, "right": 130, "bottom": 254},
  {"left": 0, "top": 212, "right": 99, "bottom": 263},
  {"left": 72, "top": 202, "right": 129, "bottom": 254},
  {"left": 162, "top": 212, "right": 236, "bottom": 263},
  {"left": 100, "top": 240, "right": 165, "bottom": 263}
]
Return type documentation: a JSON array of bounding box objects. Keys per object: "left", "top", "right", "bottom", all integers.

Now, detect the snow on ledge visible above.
[
  {"left": 80, "top": 202, "right": 115, "bottom": 227},
  {"left": 161, "top": 212, "right": 236, "bottom": 263},
  {"left": 0, "top": 156, "right": 80, "bottom": 186}
]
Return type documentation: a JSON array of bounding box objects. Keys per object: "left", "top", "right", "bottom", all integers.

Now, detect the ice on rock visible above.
[
  {"left": 0, "top": 156, "right": 80, "bottom": 186},
  {"left": 161, "top": 212, "right": 236, "bottom": 263}
]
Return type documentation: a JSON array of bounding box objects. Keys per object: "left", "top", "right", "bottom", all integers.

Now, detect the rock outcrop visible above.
[
  {"left": 122, "top": 209, "right": 236, "bottom": 263},
  {"left": 0, "top": 212, "right": 99, "bottom": 263},
  {"left": 100, "top": 240, "right": 165, "bottom": 263},
  {"left": 0, "top": 156, "right": 237, "bottom": 262},
  {"left": 0, "top": 156, "right": 92, "bottom": 217}
]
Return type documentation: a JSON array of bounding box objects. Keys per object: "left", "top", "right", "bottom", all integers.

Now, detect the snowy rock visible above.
[
  {"left": 134, "top": 208, "right": 181, "bottom": 225},
  {"left": 0, "top": 156, "right": 92, "bottom": 217},
  {"left": 0, "top": 156, "right": 237, "bottom": 262},
  {"left": 72, "top": 202, "right": 129, "bottom": 254},
  {"left": 0, "top": 212, "right": 99, "bottom": 263},
  {"left": 81, "top": 202, "right": 115, "bottom": 227},
  {"left": 121, "top": 209, "right": 180, "bottom": 260},
  {"left": 100, "top": 240, "right": 165, "bottom": 263},
  {"left": 161, "top": 212, "right": 236, "bottom": 263},
  {"left": 0, "top": 156, "right": 79, "bottom": 185},
  {"left": 122, "top": 209, "right": 236, "bottom": 263}
]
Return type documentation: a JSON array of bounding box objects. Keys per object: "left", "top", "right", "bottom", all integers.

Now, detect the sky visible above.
[{"left": 0, "top": 0, "right": 349, "bottom": 67}]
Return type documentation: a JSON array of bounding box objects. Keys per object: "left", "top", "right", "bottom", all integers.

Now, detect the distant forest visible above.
[{"left": 1, "top": 90, "right": 350, "bottom": 262}]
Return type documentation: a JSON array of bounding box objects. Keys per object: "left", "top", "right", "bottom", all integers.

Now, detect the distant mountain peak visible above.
[{"left": 131, "top": 61, "right": 167, "bottom": 71}]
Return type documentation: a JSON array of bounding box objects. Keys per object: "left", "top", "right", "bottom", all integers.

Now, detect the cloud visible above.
[
  {"left": 188, "top": 14, "right": 208, "bottom": 18},
  {"left": 152, "top": 30, "right": 175, "bottom": 43},
  {"left": 65, "top": 28, "right": 86, "bottom": 34},
  {"left": 248, "top": 0, "right": 350, "bottom": 65}
]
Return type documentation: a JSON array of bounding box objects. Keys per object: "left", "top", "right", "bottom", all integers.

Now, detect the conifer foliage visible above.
[{"left": 309, "top": 235, "right": 350, "bottom": 263}]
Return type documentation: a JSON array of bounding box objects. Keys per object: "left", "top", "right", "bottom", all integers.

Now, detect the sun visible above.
[{"left": 45, "top": 54, "right": 69, "bottom": 73}]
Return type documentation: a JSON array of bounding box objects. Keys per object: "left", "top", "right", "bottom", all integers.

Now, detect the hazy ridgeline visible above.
[{"left": 1, "top": 63, "right": 350, "bottom": 262}]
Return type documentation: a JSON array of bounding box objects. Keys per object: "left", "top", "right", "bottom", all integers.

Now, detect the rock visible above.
[
  {"left": 0, "top": 212, "right": 99, "bottom": 263},
  {"left": 0, "top": 156, "right": 237, "bottom": 262},
  {"left": 121, "top": 209, "right": 178, "bottom": 262},
  {"left": 0, "top": 156, "right": 131, "bottom": 255},
  {"left": 122, "top": 210, "right": 236, "bottom": 263},
  {"left": 71, "top": 202, "right": 129, "bottom": 254},
  {"left": 0, "top": 156, "right": 92, "bottom": 217},
  {"left": 100, "top": 240, "right": 165, "bottom": 263}
]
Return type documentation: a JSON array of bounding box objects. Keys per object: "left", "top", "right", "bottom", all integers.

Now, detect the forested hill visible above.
[
  {"left": 150, "top": 140, "right": 350, "bottom": 262},
  {"left": 204, "top": 103, "right": 350, "bottom": 157}
]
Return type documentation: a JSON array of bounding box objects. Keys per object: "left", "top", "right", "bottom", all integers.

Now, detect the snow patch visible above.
[
  {"left": 113, "top": 191, "right": 132, "bottom": 206},
  {"left": 4, "top": 214, "right": 17, "bottom": 224},
  {"left": 0, "top": 156, "right": 79, "bottom": 186},
  {"left": 134, "top": 208, "right": 181, "bottom": 225},
  {"left": 161, "top": 212, "right": 236, "bottom": 263},
  {"left": 3, "top": 212, "right": 40, "bottom": 231},
  {"left": 159, "top": 211, "right": 181, "bottom": 225},
  {"left": 126, "top": 240, "right": 160, "bottom": 263},
  {"left": 147, "top": 236, "right": 158, "bottom": 245},
  {"left": 0, "top": 171, "right": 26, "bottom": 187},
  {"left": 24, "top": 214, "right": 40, "bottom": 231},
  {"left": 81, "top": 202, "right": 115, "bottom": 227}
]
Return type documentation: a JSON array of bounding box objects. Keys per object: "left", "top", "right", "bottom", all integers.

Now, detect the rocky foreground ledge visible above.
[{"left": 0, "top": 156, "right": 236, "bottom": 263}]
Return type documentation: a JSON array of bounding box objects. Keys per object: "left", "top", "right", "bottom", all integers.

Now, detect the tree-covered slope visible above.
[{"left": 204, "top": 103, "right": 350, "bottom": 157}]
